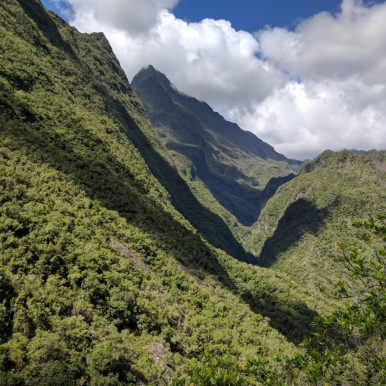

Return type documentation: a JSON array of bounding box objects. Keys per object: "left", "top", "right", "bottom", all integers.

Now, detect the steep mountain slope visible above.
[
  {"left": 131, "top": 66, "right": 299, "bottom": 231},
  {"left": 0, "top": 1, "right": 322, "bottom": 384},
  {"left": 250, "top": 150, "right": 386, "bottom": 294}
]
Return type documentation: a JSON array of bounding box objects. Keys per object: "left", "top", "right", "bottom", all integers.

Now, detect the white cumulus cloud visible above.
[
  {"left": 231, "top": 79, "right": 386, "bottom": 160},
  {"left": 258, "top": 0, "right": 386, "bottom": 84},
  {"left": 70, "top": 0, "right": 179, "bottom": 35},
  {"left": 67, "top": 0, "right": 386, "bottom": 160}
]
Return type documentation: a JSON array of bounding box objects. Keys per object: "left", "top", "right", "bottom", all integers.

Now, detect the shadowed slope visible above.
[
  {"left": 259, "top": 198, "right": 329, "bottom": 267},
  {"left": 94, "top": 84, "right": 256, "bottom": 263},
  {"left": 251, "top": 150, "right": 386, "bottom": 295},
  {"left": 132, "top": 65, "right": 299, "bottom": 226}
]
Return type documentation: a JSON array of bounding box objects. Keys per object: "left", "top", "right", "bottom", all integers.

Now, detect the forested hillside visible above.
[
  {"left": 250, "top": 150, "right": 386, "bottom": 294},
  {"left": 0, "top": 1, "right": 319, "bottom": 384},
  {"left": 0, "top": 1, "right": 384, "bottom": 385}
]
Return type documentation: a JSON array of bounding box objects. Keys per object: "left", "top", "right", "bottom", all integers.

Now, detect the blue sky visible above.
[
  {"left": 42, "top": 0, "right": 73, "bottom": 21},
  {"left": 43, "top": 0, "right": 383, "bottom": 31},
  {"left": 173, "top": 0, "right": 342, "bottom": 31}
]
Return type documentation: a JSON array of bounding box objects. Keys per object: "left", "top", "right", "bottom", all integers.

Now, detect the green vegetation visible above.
[
  {"left": 0, "top": 1, "right": 384, "bottom": 384},
  {"left": 250, "top": 149, "right": 386, "bottom": 295},
  {"left": 0, "top": 0, "right": 316, "bottom": 384},
  {"left": 285, "top": 214, "right": 386, "bottom": 385}
]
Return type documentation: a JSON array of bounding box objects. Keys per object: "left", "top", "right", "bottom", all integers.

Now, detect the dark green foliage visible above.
[{"left": 0, "top": 269, "right": 14, "bottom": 343}]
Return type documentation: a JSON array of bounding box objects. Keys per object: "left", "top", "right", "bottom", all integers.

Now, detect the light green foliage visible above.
[
  {"left": 0, "top": 1, "right": 316, "bottom": 384},
  {"left": 250, "top": 150, "right": 386, "bottom": 296},
  {"left": 287, "top": 214, "right": 386, "bottom": 385},
  {"left": 1, "top": 1, "right": 384, "bottom": 384}
]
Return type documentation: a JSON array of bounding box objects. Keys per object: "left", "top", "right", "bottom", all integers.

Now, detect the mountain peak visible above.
[
  {"left": 132, "top": 66, "right": 294, "bottom": 164},
  {"left": 140, "top": 64, "right": 158, "bottom": 75},
  {"left": 146, "top": 64, "right": 157, "bottom": 72},
  {"left": 132, "top": 64, "right": 171, "bottom": 89}
]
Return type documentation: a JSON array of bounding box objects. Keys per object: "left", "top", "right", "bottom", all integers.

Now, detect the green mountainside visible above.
[
  {"left": 0, "top": 1, "right": 384, "bottom": 384},
  {"left": 0, "top": 1, "right": 323, "bottom": 384},
  {"left": 250, "top": 149, "right": 386, "bottom": 294},
  {"left": 131, "top": 66, "right": 299, "bottom": 231}
]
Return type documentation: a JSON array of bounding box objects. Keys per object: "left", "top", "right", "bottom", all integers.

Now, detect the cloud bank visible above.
[{"left": 68, "top": 0, "right": 386, "bottom": 159}]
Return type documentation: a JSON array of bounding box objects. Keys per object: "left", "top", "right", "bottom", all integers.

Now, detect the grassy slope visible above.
[
  {"left": 0, "top": 1, "right": 321, "bottom": 384},
  {"left": 250, "top": 150, "right": 386, "bottom": 295}
]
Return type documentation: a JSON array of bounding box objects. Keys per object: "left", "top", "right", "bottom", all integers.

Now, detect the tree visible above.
[{"left": 296, "top": 214, "right": 386, "bottom": 385}]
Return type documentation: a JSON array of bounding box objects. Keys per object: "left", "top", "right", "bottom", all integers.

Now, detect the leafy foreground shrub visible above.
[{"left": 286, "top": 214, "right": 386, "bottom": 385}]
